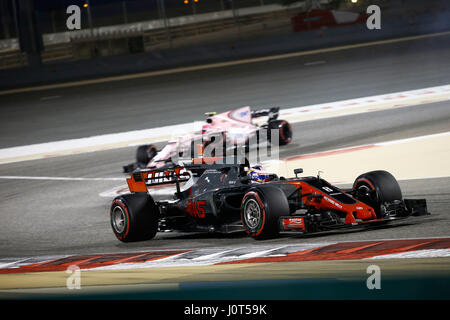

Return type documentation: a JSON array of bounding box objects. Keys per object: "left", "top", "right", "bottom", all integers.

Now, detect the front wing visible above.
[{"left": 279, "top": 198, "right": 430, "bottom": 234}]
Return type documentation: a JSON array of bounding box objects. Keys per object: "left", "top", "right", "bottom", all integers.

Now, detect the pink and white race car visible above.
[{"left": 123, "top": 106, "right": 293, "bottom": 172}]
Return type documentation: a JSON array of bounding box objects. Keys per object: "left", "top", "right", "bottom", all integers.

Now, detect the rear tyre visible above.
[
  {"left": 136, "top": 145, "right": 157, "bottom": 166},
  {"left": 268, "top": 120, "right": 292, "bottom": 146},
  {"left": 353, "top": 170, "right": 402, "bottom": 218},
  {"left": 241, "top": 185, "right": 290, "bottom": 239},
  {"left": 110, "top": 193, "right": 159, "bottom": 242}
]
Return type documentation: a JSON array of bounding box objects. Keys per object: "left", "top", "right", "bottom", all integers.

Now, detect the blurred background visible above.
[{"left": 0, "top": 0, "right": 449, "bottom": 89}]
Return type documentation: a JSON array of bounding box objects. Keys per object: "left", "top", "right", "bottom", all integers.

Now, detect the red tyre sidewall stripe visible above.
[
  {"left": 354, "top": 178, "right": 376, "bottom": 190},
  {"left": 111, "top": 199, "right": 130, "bottom": 240},
  {"left": 242, "top": 191, "right": 266, "bottom": 237}
]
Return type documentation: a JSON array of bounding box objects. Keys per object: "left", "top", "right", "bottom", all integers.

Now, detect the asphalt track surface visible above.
[{"left": 0, "top": 34, "right": 449, "bottom": 259}]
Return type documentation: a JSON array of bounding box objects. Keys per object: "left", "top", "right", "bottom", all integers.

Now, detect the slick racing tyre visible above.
[
  {"left": 267, "top": 120, "right": 292, "bottom": 146},
  {"left": 136, "top": 145, "right": 157, "bottom": 166},
  {"left": 241, "top": 185, "right": 290, "bottom": 239},
  {"left": 110, "top": 193, "right": 159, "bottom": 242},
  {"left": 353, "top": 170, "right": 403, "bottom": 218}
]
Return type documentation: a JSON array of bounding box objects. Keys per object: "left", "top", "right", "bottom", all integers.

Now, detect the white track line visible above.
[
  {"left": 191, "top": 249, "right": 241, "bottom": 261},
  {"left": 237, "top": 246, "right": 287, "bottom": 259},
  {"left": 0, "top": 121, "right": 203, "bottom": 163},
  {"left": 365, "top": 249, "right": 450, "bottom": 260},
  {"left": 277, "top": 84, "right": 450, "bottom": 123}
]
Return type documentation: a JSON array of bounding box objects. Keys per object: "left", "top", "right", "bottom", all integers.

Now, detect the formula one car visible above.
[
  {"left": 110, "top": 160, "right": 429, "bottom": 242},
  {"left": 122, "top": 106, "right": 292, "bottom": 173}
]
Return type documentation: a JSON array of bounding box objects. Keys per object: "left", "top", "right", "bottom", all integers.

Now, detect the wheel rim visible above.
[
  {"left": 357, "top": 184, "right": 377, "bottom": 204},
  {"left": 244, "top": 199, "right": 262, "bottom": 229},
  {"left": 112, "top": 206, "right": 126, "bottom": 234}
]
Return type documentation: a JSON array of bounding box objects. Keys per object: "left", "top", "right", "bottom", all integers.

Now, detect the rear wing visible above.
[
  {"left": 127, "top": 167, "right": 191, "bottom": 194},
  {"left": 251, "top": 107, "right": 279, "bottom": 121}
]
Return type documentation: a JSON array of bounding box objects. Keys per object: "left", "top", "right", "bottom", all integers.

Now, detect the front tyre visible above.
[
  {"left": 110, "top": 193, "right": 159, "bottom": 242},
  {"left": 353, "top": 170, "right": 402, "bottom": 218},
  {"left": 241, "top": 185, "right": 290, "bottom": 239}
]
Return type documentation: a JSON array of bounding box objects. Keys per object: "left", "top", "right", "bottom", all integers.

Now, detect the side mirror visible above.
[{"left": 294, "top": 168, "right": 303, "bottom": 178}]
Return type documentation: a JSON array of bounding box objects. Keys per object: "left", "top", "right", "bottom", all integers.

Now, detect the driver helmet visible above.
[
  {"left": 202, "top": 124, "right": 212, "bottom": 134},
  {"left": 202, "top": 116, "right": 214, "bottom": 134},
  {"left": 247, "top": 165, "right": 272, "bottom": 183}
]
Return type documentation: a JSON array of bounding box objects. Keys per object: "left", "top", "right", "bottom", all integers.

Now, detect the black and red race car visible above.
[{"left": 110, "top": 160, "right": 429, "bottom": 242}]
